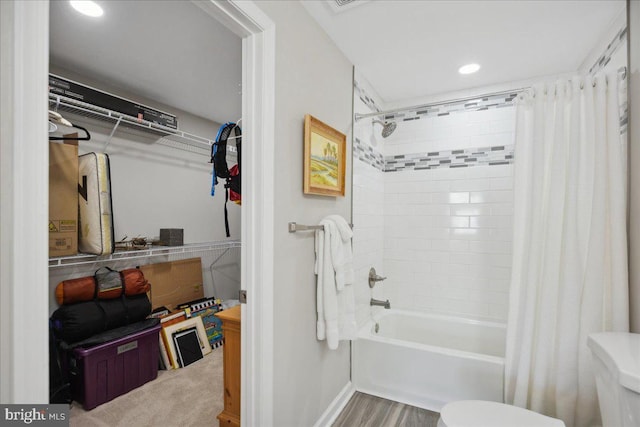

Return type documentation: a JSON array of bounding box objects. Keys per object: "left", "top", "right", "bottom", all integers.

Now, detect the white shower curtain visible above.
[{"left": 505, "top": 72, "right": 629, "bottom": 427}]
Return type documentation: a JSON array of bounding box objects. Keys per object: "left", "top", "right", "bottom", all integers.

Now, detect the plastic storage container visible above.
[{"left": 69, "top": 323, "right": 161, "bottom": 409}]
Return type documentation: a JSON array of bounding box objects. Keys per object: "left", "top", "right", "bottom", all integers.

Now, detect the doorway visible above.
[{"left": 0, "top": 1, "right": 275, "bottom": 425}]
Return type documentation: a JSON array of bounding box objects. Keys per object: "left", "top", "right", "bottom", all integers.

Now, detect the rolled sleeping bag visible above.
[
  {"left": 50, "top": 294, "right": 152, "bottom": 343},
  {"left": 120, "top": 268, "right": 151, "bottom": 296},
  {"left": 55, "top": 276, "right": 97, "bottom": 306},
  {"left": 55, "top": 268, "right": 151, "bottom": 305}
]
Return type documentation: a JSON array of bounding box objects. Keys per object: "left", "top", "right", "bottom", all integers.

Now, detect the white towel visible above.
[{"left": 315, "top": 215, "right": 357, "bottom": 349}]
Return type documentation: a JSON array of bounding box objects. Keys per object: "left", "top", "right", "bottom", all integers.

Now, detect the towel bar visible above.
[{"left": 288, "top": 222, "right": 353, "bottom": 233}]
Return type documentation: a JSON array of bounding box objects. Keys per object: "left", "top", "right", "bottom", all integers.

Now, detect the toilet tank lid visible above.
[{"left": 587, "top": 332, "right": 640, "bottom": 394}]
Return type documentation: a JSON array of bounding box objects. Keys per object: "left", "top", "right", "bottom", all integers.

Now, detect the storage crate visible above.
[{"left": 69, "top": 323, "right": 161, "bottom": 410}]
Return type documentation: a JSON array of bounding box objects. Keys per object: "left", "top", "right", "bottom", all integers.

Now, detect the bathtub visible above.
[{"left": 353, "top": 309, "right": 506, "bottom": 412}]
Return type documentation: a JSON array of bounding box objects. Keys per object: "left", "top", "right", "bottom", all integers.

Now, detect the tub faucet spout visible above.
[{"left": 370, "top": 298, "right": 391, "bottom": 309}]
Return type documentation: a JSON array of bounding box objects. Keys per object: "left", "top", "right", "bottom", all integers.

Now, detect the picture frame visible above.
[
  {"left": 304, "top": 114, "right": 346, "bottom": 197},
  {"left": 161, "top": 316, "right": 211, "bottom": 369}
]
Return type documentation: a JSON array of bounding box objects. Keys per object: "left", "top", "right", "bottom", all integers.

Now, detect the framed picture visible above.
[
  {"left": 304, "top": 114, "right": 346, "bottom": 197},
  {"left": 161, "top": 316, "right": 211, "bottom": 368}
]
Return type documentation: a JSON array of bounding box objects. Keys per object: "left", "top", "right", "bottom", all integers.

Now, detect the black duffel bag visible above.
[{"left": 50, "top": 294, "right": 151, "bottom": 343}]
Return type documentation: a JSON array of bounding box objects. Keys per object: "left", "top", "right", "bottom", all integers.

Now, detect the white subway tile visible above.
[
  {"left": 470, "top": 190, "right": 513, "bottom": 204},
  {"left": 488, "top": 303, "right": 508, "bottom": 321},
  {"left": 430, "top": 239, "right": 449, "bottom": 251},
  {"left": 490, "top": 279, "right": 511, "bottom": 292},
  {"left": 449, "top": 240, "right": 470, "bottom": 251},
  {"left": 492, "top": 228, "right": 514, "bottom": 241},
  {"left": 470, "top": 216, "right": 505, "bottom": 228},
  {"left": 450, "top": 179, "right": 492, "bottom": 192},
  {"left": 414, "top": 250, "right": 449, "bottom": 264},
  {"left": 450, "top": 216, "right": 470, "bottom": 228},
  {"left": 468, "top": 264, "right": 492, "bottom": 277},
  {"left": 491, "top": 203, "right": 514, "bottom": 216},
  {"left": 450, "top": 204, "right": 492, "bottom": 216},
  {"left": 450, "top": 228, "right": 493, "bottom": 240},
  {"left": 490, "top": 266, "right": 512, "bottom": 280},
  {"left": 489, "top": 177, "right": 513, "bottom": 190}
]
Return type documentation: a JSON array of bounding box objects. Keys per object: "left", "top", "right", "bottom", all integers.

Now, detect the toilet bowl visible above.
[
  {"left": 588, "top": 332, "right": 640, "bottom": 427},
  {"left": 436, "top": 400, "right": 565, "bottom": 427}
]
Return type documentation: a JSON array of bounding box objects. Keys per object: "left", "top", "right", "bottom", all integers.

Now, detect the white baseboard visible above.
[{"left": 313, "top": 381, "right": 356, "bottom": 427}]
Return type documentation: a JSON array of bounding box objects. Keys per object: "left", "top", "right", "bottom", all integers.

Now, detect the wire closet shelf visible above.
[
  {"left": 48, "top": 240, "right": 241, "bottom": 268},
  {"left": 48, "top": 93, "right": 238, "bottom": 157}
]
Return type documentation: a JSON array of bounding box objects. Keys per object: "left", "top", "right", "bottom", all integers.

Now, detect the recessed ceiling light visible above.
[
  {"left": 69, "top": 1, "right": 104, "bottom": 18},
  {"left": 458, "top": 63, "right": 480, "bottom": 75}
]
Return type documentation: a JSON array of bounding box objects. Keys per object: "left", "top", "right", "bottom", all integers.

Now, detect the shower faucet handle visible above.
[{"left": 369, "top": 268, "right": 387, "bottom": 288}]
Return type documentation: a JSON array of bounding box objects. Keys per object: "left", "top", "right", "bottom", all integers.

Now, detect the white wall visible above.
[
  {"left": 628, "top": 0, "right": 640, "bottom": 333},
  {"left": 255, "top": 2, "right": 353, "bottom": 426}
]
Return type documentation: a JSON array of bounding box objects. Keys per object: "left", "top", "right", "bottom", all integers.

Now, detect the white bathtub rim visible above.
[
  {"left": 358, "top": 331, "right": 505, "bottom": 365},
  {"left": 359, "top": 309, "right": 506, "bottom": 364},
  {"left": 369, "top": 308, "right": 507, "bottom": 330}
]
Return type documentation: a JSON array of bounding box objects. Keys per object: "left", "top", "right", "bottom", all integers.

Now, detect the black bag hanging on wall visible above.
[{"left": 211, "top": 122, "right": 241, "bottom": 237}]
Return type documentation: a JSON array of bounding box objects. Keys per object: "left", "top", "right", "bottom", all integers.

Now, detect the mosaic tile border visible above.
[
  {"left": 589, "top": 26, "right": 627, "bottom": 76},
  {"left": 354, "top": 137, "right": 385, "bottom": 171},
  {"left": 384, "top": 145, "right": 514, "bottom": 172},
  {"left": 383, "top": 92, "right": 518, "bottom": 123},
  {"left": 354, "top": 79, "right": 382, "bottom": 113}
]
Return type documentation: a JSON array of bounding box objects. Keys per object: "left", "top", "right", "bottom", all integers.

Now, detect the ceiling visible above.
[
  {"left": 49, "top": 0, "right": 242, "bottom": 125},
  {"left": 303, "top": 0, "right": 626, "bottom": 105}
]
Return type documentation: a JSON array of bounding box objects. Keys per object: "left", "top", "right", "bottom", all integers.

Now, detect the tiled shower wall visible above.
[
  {"left": 351, "top": 16, "right": 627, "bottom": 326},
  {"left": 352, "top": 80, "right": 516, "bottom": 323},
  {"left": 353, "top": 74, "right": 385, "bottom": 326},
  {"left": 382, "top": 108, "right": 515, "bottom": 322}
]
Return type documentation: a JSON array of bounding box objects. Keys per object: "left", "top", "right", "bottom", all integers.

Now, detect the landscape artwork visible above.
[{"left": 303, "top": 115, "right": 346, "bottom": 197}]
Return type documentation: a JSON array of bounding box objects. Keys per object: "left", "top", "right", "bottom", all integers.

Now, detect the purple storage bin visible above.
[{"left": 70, "top": 323, "right": 161, "bottom": 410}]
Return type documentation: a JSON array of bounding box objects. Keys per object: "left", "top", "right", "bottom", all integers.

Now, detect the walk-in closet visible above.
[{"left": 47, "top": 2, "right": 242, "bottom": 424}]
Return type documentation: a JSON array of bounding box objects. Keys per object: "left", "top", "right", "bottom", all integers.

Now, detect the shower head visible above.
[{"left": 372, "top": 119, "right": 397, "bottom": 138}]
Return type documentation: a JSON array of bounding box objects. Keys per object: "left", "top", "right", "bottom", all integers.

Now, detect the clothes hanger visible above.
[
  {"left": 227, "top": 118, "right": 242, "bottom": 141},
  {"left": 48, "top": 110, "right": 91, "bottom": 141}
]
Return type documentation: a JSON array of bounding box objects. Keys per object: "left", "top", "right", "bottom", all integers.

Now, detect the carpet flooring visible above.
[
  {"left": 332, "top": 392, "right": 440, "bottom": 427},
  {"left": 69, "top": 346, "right": 224, "bottom": 427}
]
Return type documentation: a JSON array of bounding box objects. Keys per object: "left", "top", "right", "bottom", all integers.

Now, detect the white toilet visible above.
[
  {"left": 437, "top": 332, "right": 640, "bottom": 427},
  {"left": 436, "top": 400, "right": 564, "bottom": 427},
  {"left": 587, "top": 332, "right": 640, "bottom": 427}
]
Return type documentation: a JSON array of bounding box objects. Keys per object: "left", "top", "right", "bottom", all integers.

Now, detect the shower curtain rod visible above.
[{"left": 354, "top": 66, "right": 627, "bottom": 122}]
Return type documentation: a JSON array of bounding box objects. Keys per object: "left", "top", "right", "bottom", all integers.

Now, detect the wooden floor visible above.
[{"left": 332, "top": 392, "right": 440, "bottom": 427}]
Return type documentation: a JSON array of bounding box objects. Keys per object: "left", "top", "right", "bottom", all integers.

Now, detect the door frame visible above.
[
  {"left": 0, "top": 1, "right": 276, "bottom": 423},
  {"left": 195, "top": 1, "right": 276, "bottom": 425}
]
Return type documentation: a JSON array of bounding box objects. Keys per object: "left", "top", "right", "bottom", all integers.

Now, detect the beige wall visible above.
[
  {"left": 255, "top": 2, "right": 353, "bottom": 426},
  {"left": 628, "top": 0, "right": 640, "bottom": 333}
]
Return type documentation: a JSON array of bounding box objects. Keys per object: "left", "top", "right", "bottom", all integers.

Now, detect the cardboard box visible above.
[
  {"left": 49, "top": 140, "right": 78, "bottom": 256},
  {"left": 140, "top": 258, "right": 204, "bottom": 310}
]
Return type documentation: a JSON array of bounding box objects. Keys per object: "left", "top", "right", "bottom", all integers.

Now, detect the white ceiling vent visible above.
[{"left": 327, "top": 0, "right": 370, "bottom": 14}]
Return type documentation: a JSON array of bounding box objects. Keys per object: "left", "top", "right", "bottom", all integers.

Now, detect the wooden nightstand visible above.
[{"left": 216, "top": 305, "right": 241, "bottom": 427}]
